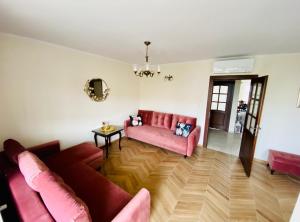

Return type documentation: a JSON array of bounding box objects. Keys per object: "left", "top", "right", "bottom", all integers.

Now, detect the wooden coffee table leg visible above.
[
  {"left": 105, "top": 137, "right": 109, "bottom": 159},
  {"left": 94, "top": 133, "right": 98, "bottom": 147},
  {"left": 118, "top": 132, "right": 122, "bottom": 150}
]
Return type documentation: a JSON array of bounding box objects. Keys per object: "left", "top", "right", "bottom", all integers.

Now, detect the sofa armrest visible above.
[
  {"left": 112, "top": 188, "right": 150, "bottom": 222},
  {"left": 0, "top": 152, "right": 16, "bottom": 176},
  {"left": 124, "top": 119, "right": 131, "bottom": 137},
  {"left": 27, "top": 140, "right": 60, "bottom": 160},
  {"left": 187, "top": 126, "right": 201, "bottom": 157}
]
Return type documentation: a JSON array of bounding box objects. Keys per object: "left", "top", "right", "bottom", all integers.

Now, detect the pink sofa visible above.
[
  {"left": 268, "top": 149, "right": 300, "bottom": 177},
  {"left": 0, "top": 139, "right": 150, "bottom": 222},
  {"left": 124, "top": 110, "right": 201, "bottom": 157}
]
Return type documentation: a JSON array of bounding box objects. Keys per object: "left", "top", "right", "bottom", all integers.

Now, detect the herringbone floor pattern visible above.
[{"left": 101, "top": 138, "right": 300, "bottom": 222}]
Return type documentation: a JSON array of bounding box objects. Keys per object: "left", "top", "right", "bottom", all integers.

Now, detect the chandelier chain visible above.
[{"left": 133, "top": 41, "right": 160, "bottom": 77}]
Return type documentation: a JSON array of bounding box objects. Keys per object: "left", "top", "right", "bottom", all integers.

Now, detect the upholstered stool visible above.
[{"left": 267, "top": 149, "right": 300, "bottom": 177}]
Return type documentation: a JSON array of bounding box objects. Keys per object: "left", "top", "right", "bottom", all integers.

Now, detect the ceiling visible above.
[{"left": 1, "top": 0, "right": 300, "bottom": 64}]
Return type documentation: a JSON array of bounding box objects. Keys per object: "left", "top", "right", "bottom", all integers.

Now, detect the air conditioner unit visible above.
[{"left": 213, "top": 58, "right": 254, "bottom": 74}]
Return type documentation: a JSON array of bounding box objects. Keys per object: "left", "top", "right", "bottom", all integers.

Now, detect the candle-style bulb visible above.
[{"left": 133, "top": 64, "right": 137, "bottom": 72}]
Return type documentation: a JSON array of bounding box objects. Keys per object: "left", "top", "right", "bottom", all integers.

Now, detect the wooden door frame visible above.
[{"left": 203, "top": 74, "right": 258, "bottom": 148}]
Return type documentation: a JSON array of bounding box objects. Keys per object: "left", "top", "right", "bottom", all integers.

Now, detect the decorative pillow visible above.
[
  {"left": 175, "top": 122, "right": 192, "bottom": 138},
  {"left": 18, "top": 151, "right": 49, "bottom": 191},
  {"left": 35, "top": 170, "right": 92, "bottom": 222},
  {"left": 3, "top": 139, "right": 26, "bottom": 164},
  {"left": 130, "top": 115, "right": 143, "bottom": 127}
]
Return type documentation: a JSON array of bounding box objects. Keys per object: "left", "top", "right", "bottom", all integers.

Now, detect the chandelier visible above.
[{"left": 133, "top": 41, "right": 160, "bottom": 77}]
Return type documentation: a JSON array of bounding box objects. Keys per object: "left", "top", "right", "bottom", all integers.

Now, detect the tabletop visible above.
[{"left": 92, "top": 125, "right": 123, "bottom": 137}]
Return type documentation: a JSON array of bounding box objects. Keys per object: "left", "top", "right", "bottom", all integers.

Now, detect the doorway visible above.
[
  {"left": 208, "top": 79, "right": 251, "bottom": 156},
  {"left": 203, "top": 75, "right": 268, "bottom": 176}
]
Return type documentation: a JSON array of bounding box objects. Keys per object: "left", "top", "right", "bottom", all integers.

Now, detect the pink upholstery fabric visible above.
[
  {"left": 1, "top": 139, "right": 150, "bottom": 222},
  {"left": 268, "top": 149, "right": 300, "bottom": 177},
  {"left": 45, "top": 142, "right": 103, "bottom": 171},
  {"left": 112, "top": 188, "right": 151, "bottom": 222},
  {"left": 18, "top": 151, "right": 49, "bottom": 191},
  {"left": 3, "top": 139, "right": 25, "bottom": 164},
  {"left": 127, "top": 125, "right": 188, "bottom": 155},
  {"left": 124, "top": 119, "right": 131, "bottom": 137},
  {"left": 138, "top": 110, "right": 153, "bottom": 125},
  {"left": 54, "top": 163, "right": 132, "bottom": 222},
  {"left": 151, "top": 111, "right": 173, "bottom": 129},
  {"left": 125, "top": 111, "right": 200, "bottom": 156},
  {"left": 35, "top": 170, "right": 92, "bottom": 222},
  {"left": 187, "top": 126, "right": 201, "bottom": 157},
  {"left": 6, "top": 169, "right": 54, "bottom": 222},
  {"left": 81, "top": 151, "right": 104, "bottom": 169},
  {"left": 28, "top": 140, "right": 60, "bottom": 160},
  {"left": 171, "top": 114, "right": 197, "bottom": 131},
  {"left": 0, "top": 151, "right": 17, "bottom": 176}
]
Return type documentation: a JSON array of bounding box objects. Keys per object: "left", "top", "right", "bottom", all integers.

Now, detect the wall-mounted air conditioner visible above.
[{"left": 213, "top": 58, "right": 255, "bottom": 74}]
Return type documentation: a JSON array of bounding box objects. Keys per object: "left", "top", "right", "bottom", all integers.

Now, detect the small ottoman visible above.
[{"left": 267, "top": 149, "right": 300, "bottom": 177}]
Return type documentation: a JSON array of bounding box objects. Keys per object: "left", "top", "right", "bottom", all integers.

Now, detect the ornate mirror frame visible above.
[{"left": 84, "top": 78, "right": 110, "bottom": 102}]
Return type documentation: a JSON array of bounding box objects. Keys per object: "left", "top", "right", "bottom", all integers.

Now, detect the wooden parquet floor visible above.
[{"left": 101, "top": 138, "right": 300, "bottom": 222}]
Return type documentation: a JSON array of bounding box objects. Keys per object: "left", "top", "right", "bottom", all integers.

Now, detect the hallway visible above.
[{"left": 207, "top": 128, "right": 242, "bottom": 156}]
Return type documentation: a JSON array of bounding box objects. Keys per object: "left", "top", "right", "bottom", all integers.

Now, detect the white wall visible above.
[
  {"left": 238, "top": 80, "right": 251, "bottom": 103},
  {"left": 0, "top": 34, "right": 139, "bottom": 149},
  {"left": 1, "top": 33, "right": 299, "bottom": 161},
  {"left": 228, "top": 80, "right": 251, "bottom": 133},
  {"left": 228, "top": 80, "right": 241, "bottom": 133},
  {"left": 139, "top": 54, "right": 300, "bottom": 160},
  {"left": 139, "top": 59, "right": 212, "bottom": 145},
  {"left": 253, "top": 54, "right": 300, "bottom": 160},
  {"left": 290, "top": 193, "right": 300, "bottom": 222}
]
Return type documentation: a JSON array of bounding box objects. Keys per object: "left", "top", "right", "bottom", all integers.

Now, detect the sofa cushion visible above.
[
  {"left": 171, "top": 114, "right": 197, "bottom": 131},
  {"left": 3, "top": 139, "right": 26, "bottom": 164},
  {"left": 35, "top": 170, "right": 91, "bottom": 222},
  {"left": 6, "top": 169, "right": 54, "bottom": 222},
  {"left": 45, "top": 142, "right": 103, "bottom": 171},
  {"left": 127, "top": 125, "right": 187, "bottom": 154},
  {"left": 138, "top": 110, "right": 153, "bottom": 125},
  {"left": 151, "top": 111, "right": 173, "bottom": 129},
  {"left": 18, "top": 151, "right": 49, "bottom": 191},
  {"left": 55, "top": 163, "right": 132, "bottom": 222}
]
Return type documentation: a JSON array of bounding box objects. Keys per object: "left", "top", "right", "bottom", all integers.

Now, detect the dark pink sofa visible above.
[
  {"left": 0, "top": 140, "right": 150, "bottom": 222},
  {"left": 124, "top": 110, "right": 201, "bottom": 157}
]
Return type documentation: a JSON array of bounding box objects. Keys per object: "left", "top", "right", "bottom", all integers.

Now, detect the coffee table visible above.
[{"left": 92, "top": 126, "right": 123, "bottom": 159}]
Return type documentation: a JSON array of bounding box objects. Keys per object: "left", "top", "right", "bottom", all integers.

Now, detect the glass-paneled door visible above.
[
  {"left": 239, "top": 76, "right": 268, "bottom": 177},
  {"left": 209, "top": 81, "right": 234, "bottom": 131}
]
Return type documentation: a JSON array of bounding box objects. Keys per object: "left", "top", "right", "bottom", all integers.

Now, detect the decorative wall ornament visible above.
[
  {"left": 133, "top": 41, "right": 160, "bottom": 77},
  {"left": 84, "top": 78, "right": 110, "bottom": 102},
  {"left": 164, "top": 75, "right": 174, "bottom": 81}
]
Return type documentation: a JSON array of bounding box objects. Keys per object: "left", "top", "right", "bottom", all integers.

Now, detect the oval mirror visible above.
[{"left": 84, "top": 78, "right": 110, "bottom": 102}]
